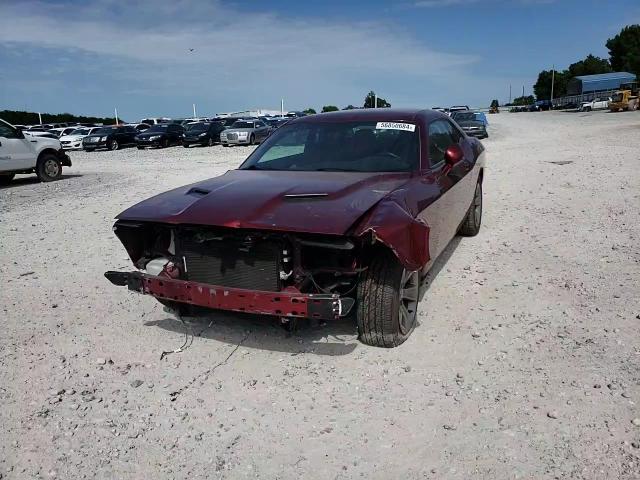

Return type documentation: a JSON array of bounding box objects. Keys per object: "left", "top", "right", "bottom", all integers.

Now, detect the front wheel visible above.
[
  {"left": 459, "top": 180, "right": 482, "bottom": 236},
  {"left": 162, "top": 138, "right": 169, "bottom": 148},
  {"left": 109, "top": 139, "right": 119, "bottom": 151},
  {"left": 249, "top": 134, "right": 255, "bottom": 145},
  {"left": 36, "top": 154, "right": 62, "bottom": 182},
  {"left": 357, "top": 251, "right": 419, "bottom": 348},
  {"left": 0, "top": 174, "right": 15, "bottom": 185},
  {"left": 84, "top": 148, "right": 95, "bottom": 152},
  {"left": 208, "top": 137, "right": 214, "bottom": 147}
]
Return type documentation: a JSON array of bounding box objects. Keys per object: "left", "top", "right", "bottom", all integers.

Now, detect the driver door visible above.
[{"left": 0, "top": 122, "right": 35, "bottom": 171}]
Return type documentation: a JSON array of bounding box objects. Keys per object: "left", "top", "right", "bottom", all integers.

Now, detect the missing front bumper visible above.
[{"left": 104, "top": 271, "right": 354, "bottom": 320}]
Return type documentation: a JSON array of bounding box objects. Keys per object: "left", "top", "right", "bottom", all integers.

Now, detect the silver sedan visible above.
[{"left": 220, "top": 119, "right": 271, "bottom": 146}]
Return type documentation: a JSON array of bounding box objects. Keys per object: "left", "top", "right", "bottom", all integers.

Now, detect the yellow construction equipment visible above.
[{"left": 609, "top": 82, "right": 639, "bottom": 112}]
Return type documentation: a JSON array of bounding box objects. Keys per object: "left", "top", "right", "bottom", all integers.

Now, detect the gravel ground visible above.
[{"left": 1, "top": 111, "right": 640, "bottom": 479}]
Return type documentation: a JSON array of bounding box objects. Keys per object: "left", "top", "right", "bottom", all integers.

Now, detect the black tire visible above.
[
  {"left": 357, "top": 251, "right": 419, "bottom": 348},
  {"left": 249, "top": 134, "right": 255, "bottom": 145},
  {"left": 36, "top": 153, "right": 62, "bottom": 182},
  {"left": 208, "top": 137, "right": 214, "bottom": 147},
  {"left": 137, "top": 146, "right": 144, "bottom": 150},
  {"left": 459, "top": 180, "right": 482, "bottom": 236},
  {"left": 223, "top": 144, "right": 230, "bottom": 147},
  {"left": 0, "top": 174, "right": 15, "bottom": 185},
  {"left": 183, "top": 143, "right": 190, "bottom": 148},
  {"left": 162, "top": 138, "right": 169, "bottom": 148},
  {"left": 109, "top": 139, "right": 119, "bottom": 151},
  {"left": 84, "top": 148, "right": 95, "bottom": 152}
]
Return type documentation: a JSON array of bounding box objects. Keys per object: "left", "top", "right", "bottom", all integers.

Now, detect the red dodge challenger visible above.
[{"left": 105, "top": 109, "right": 485, "bottom": 347}]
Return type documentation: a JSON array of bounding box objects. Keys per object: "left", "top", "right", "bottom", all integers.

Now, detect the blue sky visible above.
[{"left": 0, "top": 0, "right": 637, "bottom": 121}]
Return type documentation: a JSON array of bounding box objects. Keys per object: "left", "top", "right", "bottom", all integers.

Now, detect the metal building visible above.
[{"left": 567, "top": 72, "right": 637, "bottom": 96}]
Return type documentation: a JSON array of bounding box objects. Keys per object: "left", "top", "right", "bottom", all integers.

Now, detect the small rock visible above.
[
  {"left": 471, "top": 332, "right": 481, "bottom": 338},
  {"left": 96, "top": 358, "right": 107, "bottom": 366},
  {"left": 622, "top": 392, "right": 631, "bottom": 399},
  {"left": 632, "top": 418, "right": 640, "bottom": 427},
  {"left": 547, "top": 411, "right": 558, "bottom": 419},
  {"left": 130, "top": 380, "right": 143, "bottom": 388},
  {"left": 48, "top": 388, "right": 65, "bottom": 396},
  {"left": 443, "top": 424, "right": 457, "bottom": 431},
  {"left": 403, "top": 366, "right": 412, "bottom": 373},
  {"left": 632, "top": 441, "right": 640, "bottom": 449}
]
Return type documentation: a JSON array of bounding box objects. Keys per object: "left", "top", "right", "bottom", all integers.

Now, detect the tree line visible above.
[
  {"left": 533, "top": 24, "right": 640, "bottom": 101},
  {"left": 303, "top": 91, "right": 391, "bottom": 115},
  {"left": 1, "top": 110, "right": 119, "bottom": 126}
]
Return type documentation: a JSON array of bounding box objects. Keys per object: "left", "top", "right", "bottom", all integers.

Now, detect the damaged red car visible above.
[{"left": 105, "top": 109, "right": 485, "bottom": 347}]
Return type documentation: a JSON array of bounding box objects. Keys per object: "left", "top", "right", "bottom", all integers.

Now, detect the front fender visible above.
[{"left": 353, "top": 199, "right": 430, "bottom": 272}]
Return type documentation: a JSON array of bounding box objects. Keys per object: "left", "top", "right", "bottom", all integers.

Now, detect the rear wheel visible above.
[
  {"left": 459, "top": 180, "right": 482, "bottom": 236},
  {"left": 249, "top": 134, "right": 255, "bottom": 145},
  {"left": 208, "top": 137, "right": 214, "bottom": 147},
  {"left": 183, "top": 143, "right": 190, "bottom": 148},
  {"left": 357, "top": 251, "right": 419, "bottom": 348},
  {"left": 109, "top": 139, "right": 119, "bottom": 150},
  {"left": 162, "top": 138, "right": 169, "bottom": 148},
  {"left": 36, "top": 153, "right": 62, "bottom": 182},
  {"left": 84, "top": 148, "right": 95, "bottom": 152},
  {"left": 0, "top": 174, "right": 15, "bottom": 185}
]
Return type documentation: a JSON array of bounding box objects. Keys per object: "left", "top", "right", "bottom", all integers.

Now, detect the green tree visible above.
[
  {"left": 342, "top": 104, "right": 357, "bottom": 110},
  {"left": 567, "top": 54, "right": 612, "bottom": 77},
  {"left": 512, "top": 95, "right": 535, "bottom": 106},
  {"left": 303, "top": 108, "right": 317, "bottom": 115},
  {"left": 606, "top": 24, "right": 640, "bottom": 78},
  {"left": 534, "top": 69, "right": 568, "bottom": 100},
  {"left": 321, "top": 105, "right": 339, "bottom": 113},
  {"left": 363, "top": 91, "right": 391, "bottom": 108}
]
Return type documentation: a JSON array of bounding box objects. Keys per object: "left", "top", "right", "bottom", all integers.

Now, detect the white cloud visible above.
[{"left": 0, "top": 0, "right": 479, "bottom": 114}]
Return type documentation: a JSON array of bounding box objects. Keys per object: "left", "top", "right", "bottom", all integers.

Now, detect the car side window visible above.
[
  {"left": 428, "top": 120, "right": 459, "bottom": 167},
  {"left": 0, "top": 123, "right": 19, "bottom": 139}
]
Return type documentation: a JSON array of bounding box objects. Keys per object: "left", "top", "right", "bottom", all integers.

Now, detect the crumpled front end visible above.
[{"left": 106, "top": 221, "right": 364, "bottom": 320}]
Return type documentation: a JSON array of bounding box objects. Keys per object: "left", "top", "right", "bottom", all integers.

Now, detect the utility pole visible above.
[
  {"left": 281, "top": 98, "right": 284, "bottom": 118},
  {"left": 522, "top": 85, "right": 525, "bottom": 99},
  {"left": 374, "top": 93, "right": 377, "bottom": 109},
  {"left": 114, "top": 108, "right": 119, "bottom": 125},
  {"left": 193, "top": 103, "right": 197, "bottom": 118},
  {"left": 550, "top": 65, "right": 555, "bottom": 108},
  {"left": 509, "top": 85, "right": 512, "bottom": 104},
  {"left": 38, "top": 112, "right": 42, "bottom": 125}
]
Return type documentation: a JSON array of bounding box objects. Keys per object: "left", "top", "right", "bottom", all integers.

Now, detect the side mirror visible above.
[
  {"left": 444, "top": 144, "right": 463, "bottom": 166},
  {"left": 16, "top": 129, "right": 25, "bottom": 139}
]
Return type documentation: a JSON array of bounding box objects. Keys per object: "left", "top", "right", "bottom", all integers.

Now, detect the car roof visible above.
[{"left": 290, "top": 108, "right": 438, "bottom": 125}]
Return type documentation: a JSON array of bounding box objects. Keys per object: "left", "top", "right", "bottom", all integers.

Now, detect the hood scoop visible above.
[
  {"left": 283, "top": 193, "right": 329, "bottom": 200},
  {"left": 187, "top": 187, "right": 210, "bottom": 197}
]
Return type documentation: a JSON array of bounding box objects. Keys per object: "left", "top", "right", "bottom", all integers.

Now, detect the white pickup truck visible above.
[
  {"left": 579, "top": 97, "right": 612, "bottom": 112},
  {"left": 0, "top": 119, "right": 72, "bottom": 184}
]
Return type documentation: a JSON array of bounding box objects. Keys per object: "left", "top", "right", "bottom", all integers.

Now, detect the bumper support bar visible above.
[{"left": 104, "top": 271, "right": 354, "bottom": 320}]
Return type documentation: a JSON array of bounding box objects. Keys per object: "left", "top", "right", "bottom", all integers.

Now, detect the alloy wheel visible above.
[{"left": 399, "top": 269, "right": 419, "bottom": 335}]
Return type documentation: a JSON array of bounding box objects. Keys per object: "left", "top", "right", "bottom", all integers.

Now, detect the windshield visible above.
[
  {"left": 241, "top": 121, "right": 419, "bottom": 173},
  {"left": 95, "top": 127, "right": 116, "bottom": 134},
  {"left": 70, "top": 128, "right": 90, "bottom": 135},
  {"left": 612, "top": 93, "right": 623, "bottom": 102},
  {"left": 188, "top": 123, "right": 209, "bottom": 132},
  {"left": 231, "top": 121, "right": 255, "bottom": 129},
  {"left": 146, "top": 125, "right": 168, "bottom": 132},
  {"left": 453, "top": 112, "right": 476, "bottom": 122}
]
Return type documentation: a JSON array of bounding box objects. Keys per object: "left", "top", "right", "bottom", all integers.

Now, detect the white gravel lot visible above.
[{"left": 1, "top": 111, "right": 640, "bottom": 479}]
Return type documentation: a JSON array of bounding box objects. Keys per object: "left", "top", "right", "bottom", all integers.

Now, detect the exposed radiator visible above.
[{"left": 179, "top": 230, "right": 280, "bottom": 292}]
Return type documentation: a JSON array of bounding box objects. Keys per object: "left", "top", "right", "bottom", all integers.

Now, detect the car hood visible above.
[
  {"left": 223, "top": 128, "right": 254, "bottom": 134},
  {"left": 60, "top": 134, "right": 84, "bottom": 141},
  {"left": 116, "top": 169, "right": 412, "bottom": 235},
  {"left": 138, "top": 132, "right": 167, "bottom": 138},
  {"left": 458, "top": 121, "right": 484, "bottom": 128}
]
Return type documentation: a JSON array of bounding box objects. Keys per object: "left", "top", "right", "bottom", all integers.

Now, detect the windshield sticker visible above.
[{"left": 375, "top": 122, "right": 416, "bottom": 132}]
